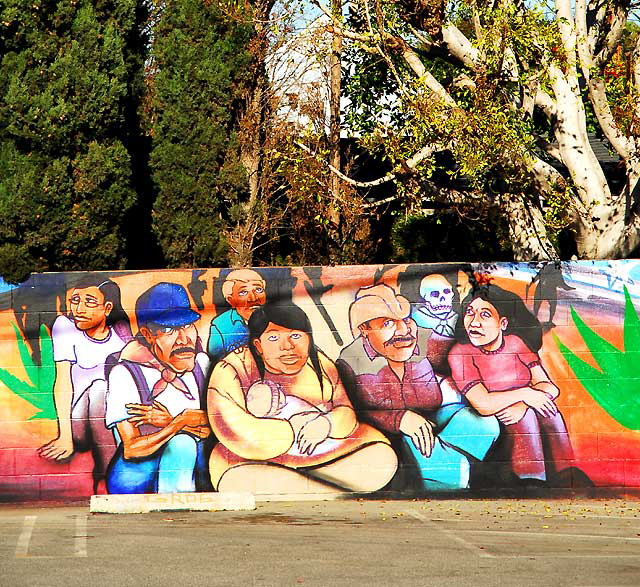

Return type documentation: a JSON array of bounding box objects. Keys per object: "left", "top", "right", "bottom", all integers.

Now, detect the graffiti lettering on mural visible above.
[
  {"left": 556, "top": 286, "right": 640, "bottom": 431},
  {"left": 4, "top": 262, "right": 640, "bottom": 500}
]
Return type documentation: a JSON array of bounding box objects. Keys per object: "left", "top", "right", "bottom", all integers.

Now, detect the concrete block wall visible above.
[{"left": 0, "top": 262, "right": 638, "bottom": 501}]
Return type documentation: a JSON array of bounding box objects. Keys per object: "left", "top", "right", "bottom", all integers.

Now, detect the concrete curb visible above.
[{"left": 90, "top": 492, "right": 255, "bottom": 514}]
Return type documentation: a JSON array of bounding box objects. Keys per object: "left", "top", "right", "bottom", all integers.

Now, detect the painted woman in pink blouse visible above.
[{"left": 448, "top": 283, "right": 579, "bottom": 486}]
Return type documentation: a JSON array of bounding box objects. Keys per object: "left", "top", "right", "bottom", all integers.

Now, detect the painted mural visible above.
[{"left": 1, "top": 261, "right": 640, "bottom": 500}]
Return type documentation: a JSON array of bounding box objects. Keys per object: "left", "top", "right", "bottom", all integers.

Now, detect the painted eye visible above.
[
  {"left": 290, "top": 333, "right": 302, "bottom": 340},
  {"left": 403, "top": 317, "right": 412, "bottom": 324},
  {"left": 160, "top": 327, "right": 174, "bottom": 334},
  {"left": 255, "top": 288, "right": 264, "bottom": 294},
  {"left": 430, "top": 291, "right": 439, "bottom": 298},
  {"left": 444, "top": 288, "right": 452, "bottom": 294},
  {"left": 239, "top": 291, "right": 248, "bottom": 296},
  {"left": 465, "top": 307, "right": 474, "bottom": 316},
  {"left": 267, "top": 335, "right": 278, "bottom": 342},
  {"left": 383, "top": 319, "right": 394, "bottom": 328}
]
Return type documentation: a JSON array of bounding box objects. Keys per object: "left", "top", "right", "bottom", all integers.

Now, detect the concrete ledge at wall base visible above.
[
  {"left": 253, "top": 492, "right": 354, "bottom": 502},
  {"left": 90, "top": 492, "right": 255, "bottom": 514}
]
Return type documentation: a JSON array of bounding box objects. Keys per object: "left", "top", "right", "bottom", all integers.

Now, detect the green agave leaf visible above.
[
  {"left": 557, "top": 310, "right": 640, "bottom": 431},
  {"left": 0, "top": 322, "right": 56, "bottom": 420},
  {"left": 569, "top": 307, "right": 625, "bottom": 377},
  {"left": 0, "top": 368, "right": 41, "bottom": 405},
  {"left": 623, "top": 285, "right": 640, "bottom": 353},
  {"left": 39, "top": 324, "right": 54, "bottom": 366},
  {"left": 11, "top": 322, "right": 37, "bottom": 386},
  {"left": 29, "top": 324, "right": 56, "bottom": 419}
]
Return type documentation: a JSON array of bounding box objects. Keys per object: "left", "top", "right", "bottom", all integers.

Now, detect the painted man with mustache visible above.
[
  {"left": 105, "top": 283, "right": 210, "bottom": 494},
  {"left": 337, "top": 284, "right": 499, "bottom": 491}
]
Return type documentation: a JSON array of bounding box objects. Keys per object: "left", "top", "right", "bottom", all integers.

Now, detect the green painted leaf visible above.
[
  {"left": 556, "top": 305, "right": 640, "bottom": 430},
  {"left": 0, "top": 322, "right": 56, "bottom": 420},
  {"left": 11, "top": 322, "right": 37, "bottom": 386}
]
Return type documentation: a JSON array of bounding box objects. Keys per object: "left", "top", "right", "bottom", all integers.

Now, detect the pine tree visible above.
[
  {"left": 0, "top": 0, "right": 147, "bottom": 283},
  {"left": 148, "top": 0, "right": 254, "bottom": 267}
]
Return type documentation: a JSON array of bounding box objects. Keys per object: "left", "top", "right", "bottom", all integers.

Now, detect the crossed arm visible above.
[
  {"left": 465, "top": 364, "right": 559, "bottom": 425},
  {"left": 116, "top": 406, "right": 209, "bottom": 460}
]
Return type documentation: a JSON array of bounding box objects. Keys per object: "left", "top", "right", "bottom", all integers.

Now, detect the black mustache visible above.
[
  {"left": 170, "top": 346, "right": 196, "bottom": 356},
  {"left": 384, "top": 335, "right": 415, "bottom": 347}
]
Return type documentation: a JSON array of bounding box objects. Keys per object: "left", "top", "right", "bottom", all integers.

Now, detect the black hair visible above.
[
  {"left": 248, "top": 302, "right": 324, "bottom": 391},
  {"left": 71, "top": 275, "right": 132, "bottom": 338},
  {"left": 454, "top": 282, "right": 542, "bottom": 352}
]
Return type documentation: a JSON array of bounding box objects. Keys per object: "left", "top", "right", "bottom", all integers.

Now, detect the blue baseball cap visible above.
[{"left": 135, "top": 282, "right": 200, "bottom": 329}]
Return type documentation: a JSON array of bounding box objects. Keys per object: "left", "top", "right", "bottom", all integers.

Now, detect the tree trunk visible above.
[
  {"left": 230, "top": 1, "right": 275, "bottom": 267},
  {"left": 327, "top": 0, "right": 343, "bottom": 243},
  {"left": 502, "top": 195, "right": 558, "bottom": 260}
]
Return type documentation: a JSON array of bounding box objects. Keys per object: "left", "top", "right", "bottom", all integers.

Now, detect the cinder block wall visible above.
[{"left": 1, "top": 262, "right": 638, "bottom": 501}]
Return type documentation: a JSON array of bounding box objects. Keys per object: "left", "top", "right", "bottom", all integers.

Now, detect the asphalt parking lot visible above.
[{"left": 1, "top": 498, "right": 639, "bottom": 587}]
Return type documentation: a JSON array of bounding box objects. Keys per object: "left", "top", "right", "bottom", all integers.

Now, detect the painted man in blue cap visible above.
[{"left": 105, "top": 282, "right": 211, "bottom": 494}]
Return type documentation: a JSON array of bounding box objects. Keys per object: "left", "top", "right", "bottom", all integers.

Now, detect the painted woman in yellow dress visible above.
[{"left": 207, "top": 303, "right": 398, "bottom": 495}]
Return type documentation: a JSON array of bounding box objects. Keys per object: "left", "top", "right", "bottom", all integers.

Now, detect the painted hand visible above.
[
  {"left": 38, "top": 437, "right": 74, "bottom": 461},
  {"left": 523, "top": 388, "right": 558, "bottom": 418},
  {"left": 183, "top": 424, "right": 211, "bottom": 439},
  {"left": 289, "top": 411, "right": 321, "bottom": 439},
  {"left": 126, "top": 401, "right": 172, "bottom": 428},
  {"left": 496, "top": 402, "right": 528, "bottom": 425},
  {"left": 295, "top": 414, "right": 331, "bottom": 455},
  {"left": 399, "top": 411, "right": 435, "bottom": 457}
]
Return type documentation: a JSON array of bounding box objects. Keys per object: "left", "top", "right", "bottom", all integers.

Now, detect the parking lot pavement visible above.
[{"left": 1, "top": 498, "right": 639, "bottom": 587}]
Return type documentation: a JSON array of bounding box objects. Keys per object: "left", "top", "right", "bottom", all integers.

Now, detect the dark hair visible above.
[
  {"left": 70, "top": 275, "right": 132, "bottom": 339},
  {"left": 454, "top": 283, "right": 542, "bottom": 352},
  {"left": 248, "top": 303, "right": 324, "bottom": 391}
]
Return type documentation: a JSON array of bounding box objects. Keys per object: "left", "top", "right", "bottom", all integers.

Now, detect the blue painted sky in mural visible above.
[{"left": 0, "top": 278, "right": 17, "bottom": 295}]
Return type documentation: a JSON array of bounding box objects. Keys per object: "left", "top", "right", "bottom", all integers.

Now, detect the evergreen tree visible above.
[
  {"left": 148, "top": 0, "right": 254, "bottom": 267},
  {"left": 0, "top": 0, "right": 147, "bottom": 283}
]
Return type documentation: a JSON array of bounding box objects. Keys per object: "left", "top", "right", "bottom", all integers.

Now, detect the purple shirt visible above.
[{"left": 337, "top": 328, "right": 450, "bottom": 433}]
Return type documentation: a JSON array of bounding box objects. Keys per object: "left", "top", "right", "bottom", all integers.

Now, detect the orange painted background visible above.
[{"left": 0, "top": 262, "right": 638, "bottom": 501}]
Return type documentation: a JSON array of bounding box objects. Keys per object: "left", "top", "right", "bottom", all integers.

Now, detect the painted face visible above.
[
  {"left": 143, "top": 322, "right": 198, "bottom": 373},
  {"left": 227, "top": 280, "right": 266, "bottom": 320},
  {"left": 362, "top": 316, "right": 417, "bottom": 363},
  {"left": 419, "top": 274, "right": 454, "bottom": 318},
  {"left": 69, "top": 286, "right": 112, "bottom": 334},
  {"left": 253, "top": 323, "right": 310, "bottom": 376},
  {"left": 463, "top": 298, "right": 507, "bottom": 351}
]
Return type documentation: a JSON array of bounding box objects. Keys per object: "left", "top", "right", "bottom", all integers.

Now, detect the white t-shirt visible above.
[
  {"left": 105, "top": 353, "right": 210, "bottom": 430},
  {"left": 52, "top": 315, "right": 128, "bottom": 404}
]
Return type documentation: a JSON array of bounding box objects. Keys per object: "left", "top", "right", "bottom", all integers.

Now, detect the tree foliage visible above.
[
  {"left": 310, "top": 0, "right": 640, "bottom": 261},
  {"left": 0, "top": 0, "right": 146, "bottom": 283},
  {"left": 147, "top": 0, "right": 255, "bottom": 267}
]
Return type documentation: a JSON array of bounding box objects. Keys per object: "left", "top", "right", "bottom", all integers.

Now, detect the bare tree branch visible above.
[
  {"left": 588, "top": 77, "right": 633, "bottom": 161},
  {"left": 294, "top": 141, "right": 437, "bottom": 188}
]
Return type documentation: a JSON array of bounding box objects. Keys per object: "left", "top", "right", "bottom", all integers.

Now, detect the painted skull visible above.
[{"left": 419, "top": 274, "right": 454, "bottom": 318}]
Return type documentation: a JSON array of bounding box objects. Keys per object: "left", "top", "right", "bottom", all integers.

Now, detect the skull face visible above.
[{"left": 419, "top": 274, "right": 454, "bottom": 319}]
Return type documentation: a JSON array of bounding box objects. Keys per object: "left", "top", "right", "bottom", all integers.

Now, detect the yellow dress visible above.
[{"left": 207, "top": 347, "right": 390, "bottom": 488}]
